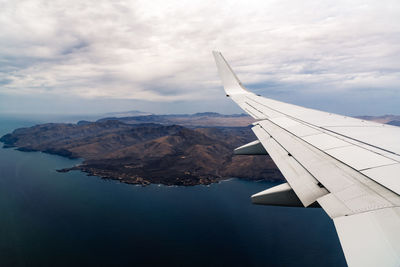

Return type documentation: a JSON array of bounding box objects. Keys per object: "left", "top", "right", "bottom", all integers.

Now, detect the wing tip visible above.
[{"left": 212, "top": 51, "right": 249, "bottom": 95}]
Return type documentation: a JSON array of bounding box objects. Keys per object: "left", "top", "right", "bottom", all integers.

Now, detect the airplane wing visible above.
[{"left": 213, "top": 51, "right": 400, "bottom": 267}]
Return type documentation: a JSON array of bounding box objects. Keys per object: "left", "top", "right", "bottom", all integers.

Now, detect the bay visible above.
[{"left": 0, "top": 116, "right": 346, "bottom": 266}]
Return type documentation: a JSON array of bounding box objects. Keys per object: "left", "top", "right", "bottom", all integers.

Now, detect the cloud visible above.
[{"left": 0, "top": 0, "right": 399, "bottom": 114}]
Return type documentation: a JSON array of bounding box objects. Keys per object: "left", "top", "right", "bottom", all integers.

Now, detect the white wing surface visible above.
[{"left": 213, "top": 51, "right": 400, "bottom": 267}]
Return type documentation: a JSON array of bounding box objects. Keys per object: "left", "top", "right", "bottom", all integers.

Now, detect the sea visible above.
[{"left": 0, "top": 116, "right": 346, "bottom": 266}]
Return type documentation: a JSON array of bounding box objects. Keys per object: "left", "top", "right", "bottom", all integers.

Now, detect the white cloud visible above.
[{"left": 0, "top": 0, "right": 399, "bottom": 106}]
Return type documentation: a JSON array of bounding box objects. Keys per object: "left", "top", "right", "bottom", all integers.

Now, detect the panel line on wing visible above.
[
  {"left": 320, "top": 126, "right": 400, "bottom": 156},
  {"left": 359, "top": 163, "right": 399, "bottom": 172},
  {"left": 244, "top": 101, "right": 269, "bottom": 119},
  {"left": 245, "top": 95, "right": 400, "bottom": 157},
  {"left": 243, "top": 107, "right": 258, "bottom": 119}
]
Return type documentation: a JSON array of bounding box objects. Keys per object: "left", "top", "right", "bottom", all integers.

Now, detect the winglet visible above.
[{"left": 212, "top": 51, "right": 248, "bottom": 96}]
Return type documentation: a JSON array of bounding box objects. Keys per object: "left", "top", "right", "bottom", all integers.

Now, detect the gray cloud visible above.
[{"left": 0, "top": 0, "right": 399, "bottom": 115}]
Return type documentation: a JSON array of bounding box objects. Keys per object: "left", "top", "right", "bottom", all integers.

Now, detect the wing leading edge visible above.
[{"left": 213, "top": 51, "right": 400, "bottom": 267}]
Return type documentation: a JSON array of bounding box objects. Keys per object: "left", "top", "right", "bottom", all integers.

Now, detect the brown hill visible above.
[{"left": 0, "top": 120, "right": 282, "bottom": 186}]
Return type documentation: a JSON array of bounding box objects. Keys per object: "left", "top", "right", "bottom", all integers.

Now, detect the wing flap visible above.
[{"left": 252, "top": 124, "right": 328, "bottom": 207}]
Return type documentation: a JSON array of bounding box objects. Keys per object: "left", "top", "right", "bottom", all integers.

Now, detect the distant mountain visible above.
[
  {"left": 0, "top": 119, "right": 282, "bottom": 186},
  {"left": 356, "top": 114, "right": 400, "bottom": 124},
  {"left": 388, "top": 120, "right": 400, "bottom": 126},
  {"left": 103, "top": 110, "right": 153, "bottom": 117},
  {"left": 98, "top": 112, "right": 254, "bottom": 127}
]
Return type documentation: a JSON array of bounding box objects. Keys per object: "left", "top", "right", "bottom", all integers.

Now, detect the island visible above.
[{"left": 0, "top": 113, "right": 284, "bottom": 186}]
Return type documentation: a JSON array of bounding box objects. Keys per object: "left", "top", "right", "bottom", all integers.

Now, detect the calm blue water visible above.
[{"left": 0, "top": 117, "right": 346, "bottom": 266}]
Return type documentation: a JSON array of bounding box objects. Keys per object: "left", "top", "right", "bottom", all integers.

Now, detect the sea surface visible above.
[{"left": 0, "top": 116, "right": 346, "bottom": 266}]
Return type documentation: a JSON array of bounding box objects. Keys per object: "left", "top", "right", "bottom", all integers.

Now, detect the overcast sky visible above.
[{"left": 1, "top": 0, "right": 399, "bottom": 116}]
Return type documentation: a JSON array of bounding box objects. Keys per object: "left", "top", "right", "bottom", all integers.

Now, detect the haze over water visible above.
[{"left": 0, "top": 116, "right": 346, "bottom": 266}]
